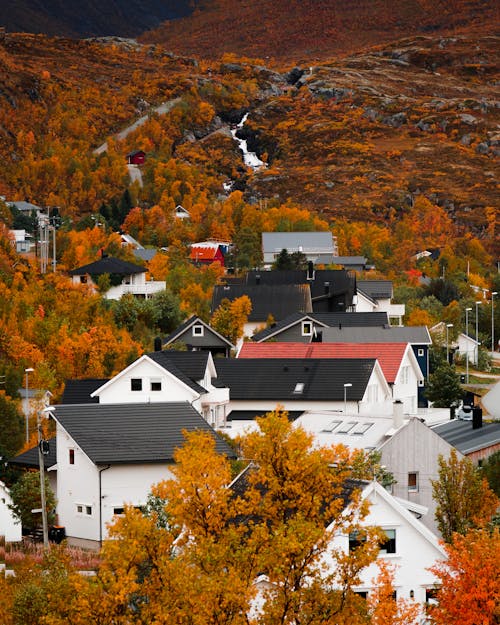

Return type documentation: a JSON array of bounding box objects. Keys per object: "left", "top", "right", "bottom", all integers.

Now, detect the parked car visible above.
[{"left": 457, "top": 403, "right": 473, "bottom": 420}]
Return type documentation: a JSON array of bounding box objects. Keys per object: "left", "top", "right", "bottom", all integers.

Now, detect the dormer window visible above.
[
  {"left": 302, "top": 321, "right": 313, "bottom": 336},
  {"left": 193, "top": 324, "right": 204, "bottom": 337}
]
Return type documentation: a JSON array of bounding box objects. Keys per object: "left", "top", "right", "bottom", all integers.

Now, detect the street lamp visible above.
[
  {"left": 492, "top": 292, "right": 498, "bottom": 354},
  {"left": 38, "top": 406, "right": 54, "bottom": 548},
  {"left": 465, "top": 308, "right": 472, "bottom": 383},
  {"left": 343, "top": 383, "right": 352, "bottom": 414},
  {"left": 475, "top": 300, "right": 482, "bottom": 346},
  {"left": 24, "top": 367, "right": 34, "bottom": 444},
  {"left": 446, "top": 323, "right": 453, "bottom": 364}
]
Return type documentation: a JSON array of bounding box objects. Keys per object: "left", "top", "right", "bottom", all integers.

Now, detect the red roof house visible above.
[
  {"left": 237, "top": 342, "right": 412, "bottom": 384},
  {"left": 190, "top": 245, "right": 225, "bottom": 266},
  {"left": 126, "top": 150, "right": 146, "bottom": 165}
]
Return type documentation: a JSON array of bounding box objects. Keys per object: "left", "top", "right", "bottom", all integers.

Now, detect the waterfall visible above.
[{"left": 231, "top": 113, "right": 266, "bottom": 170}]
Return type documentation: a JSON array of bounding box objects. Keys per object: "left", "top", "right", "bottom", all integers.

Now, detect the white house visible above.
[
  {"left": 91, "top": 351, "right": 230, "bottom": 428},
  {"left": 261, "top": 231, "right": 338, "bottom": 268},
  {"left": 48, "top": 402, "right": 235, "bottom": 548},
  {"left": 0, "top": 480, "right": 22, "bottom": 543},
  {"left": 330, "top": 480, "right": 446, "bottom": 606},
  {"left": 69, "top": 255, "right": 165, "bottom": 300},
  {"left": 356, "top": 281, "right": 405, "bottom": 326},
  {"left": 456, "top": 332, "right": 480, "bottom": 365},
  {"left": 238, "top": 341, "right": 423, "bottom": 416}
]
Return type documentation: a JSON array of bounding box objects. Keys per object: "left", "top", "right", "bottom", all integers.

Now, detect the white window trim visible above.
[
  {"left": 193, "top": 324, "right": 204, "bottom": 337},
  {"left": 76, "top": 503, "right": 93, "bottom": 516},
  {"left": 301, "top": 321, "right": 313, "bottom": 336}
]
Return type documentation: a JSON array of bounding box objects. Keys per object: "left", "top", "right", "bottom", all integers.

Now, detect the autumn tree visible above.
[
  {"left": 429, "top": 528, "right": 500, "bottom": 625},
  {"left": 0, "top": 392, "right": 25, "bottom": 461},
  {"left": 482, "top": 450, "right": 500, "bottom": 497},
  {"left": 8, "top": 470, "right": 56, "bottom": 533},
  {"left": 368, "top": 561, "right": 420, "bottom": 625},
  {"left": 211, "top": 295, "right": 252, "bottom": 343},
  {"left": 425, "top": 362, "right": 463, "bottom": 408},
  {"left": 431, "top": 449, "right": 499, "bottom": 543}
]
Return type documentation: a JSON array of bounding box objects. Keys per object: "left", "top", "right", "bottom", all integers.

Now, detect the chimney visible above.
[
  {"left": 153, "top": 337, "right": 162, "bottom": 352},
  {"left": 307, "top": 261, "right": 315, "bottom": 281},
  {"left": 472, "top": 406, "right": 483, "bottom": 430},
  {"left": 324, "top": 281, "right": 330, "bottom": 294},
  {"left": 393, "top": 400, "right": 404, "bottom": 429}
]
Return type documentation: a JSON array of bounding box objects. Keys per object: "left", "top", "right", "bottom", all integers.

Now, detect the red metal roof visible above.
[{"left": 238, "top": 342, "right": 409, "bottom": 383}]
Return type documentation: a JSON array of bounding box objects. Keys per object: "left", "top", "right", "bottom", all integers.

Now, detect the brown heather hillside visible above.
[
  {"left": 140, "top": 0, "right": 500, "bottom": 64},
  {"left": 0, "top": 31, "right": 498, "bottom": 259}
]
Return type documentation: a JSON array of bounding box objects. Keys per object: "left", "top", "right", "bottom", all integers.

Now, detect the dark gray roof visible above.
[
  {"left": 7, "top": 200, "right": 42, "bottom": 212},
  {"left": 214, "top": 358, "right": 375, "bottom": 401},
  {"left": 9, "top": 436, "right": 57, "bottom": 469},
  {"left": 227, "top": 410, "right": 304, "bottom": 421},
  {"left": 357, "top": 280, "right": 393, "bottom": 299},
  {"left": 53, "top": 402, "right": 235, "bottom": 464},
  {"left": 252, "top": 311, "right": 390, "bottom": 341},
  {"left": 321, "top": 326, "right": 432, "bottom": 345},
  {"left": 163, "top": 316, "right": 234, "bottom": 348},
  {"left": 62, "top": 379, "right": 108, "bottom": 404},
  {"left": 432, "top": 419, "right": 500, "bottom": 455},
  {"left": 69, "top": 256, "right": 145, "bottom": 276},
  {"left": 147, "top": 350, "right": 210, "bottom": 382},
  {"left": 211, "top": 284, "right": 312, "bottom": 321},
  {"left": 262, "top": 232, "right": 335, "bottom": 254}
]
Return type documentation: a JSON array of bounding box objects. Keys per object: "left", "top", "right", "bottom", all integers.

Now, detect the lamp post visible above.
[
  {"left": 343, "top": 383, "right": 352, "bottom": 414},
  {"left": 446, "top": 323, "right": 453, "bottom": 364},
  {"left": 24, "top": 367, "right": 34, "bottom": 443},
  {"left": 465, "top": 308, "right": 472, "bottom": 383},
  {"left": 38, "top": 406, "right": 53, "bottom": 549},
  {"left": 492, "top": 292, "right": 498, "bottom": 354},
  {"left": 475, "top": 300, "right": 481, "bottom": 346}
]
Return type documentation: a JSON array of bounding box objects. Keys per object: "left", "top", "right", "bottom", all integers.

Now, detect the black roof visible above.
[
  {"left": 432, "top": 419, "right": 500, "bottom": 455},
  {"left": 214, "top": 358, "right": 375, "bottom": 401},
  {"left": 52, "top": 402, "right": 235, "bottom": 464},
  {"left": 9, "top": 436, "right": 57, "bottom": 469},
  {"left": 62, "top": 379, "right": 108, "bottom": 404},
  {"left": 357, "top": 280, "right": 393, "bottom": 300},
  {"left": 211, "top": 284, "right": 312, "bottom": 321},
  {"left": 69, "top": 256, "right": 145, "bottom": 276},
  {"left": 227, "top": 410, "right": 304, "bottom": 422},
  {"left": 243, "top": 269, "right": 356, "bottom": 299},
  {"left": 253, "top": 311, "right": 390, "bottom": 341},
  {"left": 146, "top": 350, "right": 211, "bottom": 385}
]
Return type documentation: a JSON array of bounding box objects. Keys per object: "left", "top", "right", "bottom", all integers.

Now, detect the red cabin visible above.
[{"left": 126, "top": 150, "right": 146, "bottom": 165}]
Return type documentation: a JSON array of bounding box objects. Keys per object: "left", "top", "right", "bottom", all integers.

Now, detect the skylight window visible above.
[
  {"left": 322, "top": 420, "right": 342, "bottom": 433},
  {"left": 293, "top": 382, "right": 305, "bottom": 394},
  {"left": 352, "top": 422, "right": 374, "bottom": 435},
  {"left": 337, "top": 421, "right": 358, "bottom": 434}
]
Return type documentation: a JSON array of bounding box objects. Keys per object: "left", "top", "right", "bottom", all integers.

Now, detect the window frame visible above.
[
  {"left": 301, "top": 320, "right": 313, "bottom": 336},
  {"left": 379, "top": 529, "right": 396, "bottom": 555},
  {"left": 68, "top": 448, "right": 75, "bottom": 465},
  {"left": 192, "top": 324, "right": 204, "bottom": 337},
  {"left": 130, "top": 378, "right": 142, "bottom": 391},
  {"left": 150, "top": 379, "right": 162, "bottom": 392},
  {"left": 408, "top": 472, "right": 419, "bottom": 492}
]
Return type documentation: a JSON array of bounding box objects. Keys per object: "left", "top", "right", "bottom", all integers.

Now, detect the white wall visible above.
[
  {"left": 0, "top": 481, "right": 22, "bottom": 542},
  {"left": 56, "top": 424, "right": 175, "bottom": 545},
  {"left": 329, "top": 483, "right": 445, "bottom": 605},
  {"left": 95, "top": 357, "right": 198, "bottom": 405}
]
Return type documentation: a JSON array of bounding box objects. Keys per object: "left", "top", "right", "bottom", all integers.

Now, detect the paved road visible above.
[{"left": 93, "top": 97, "right": 182, "bottom": 156}]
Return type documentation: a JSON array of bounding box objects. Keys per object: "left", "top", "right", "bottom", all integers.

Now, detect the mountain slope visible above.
[
  {"left": 0, "top": 0, "right": 194, "bottom": 38},
  {"left": 141, "top": 0, "right": 499, "bottom": 63}
]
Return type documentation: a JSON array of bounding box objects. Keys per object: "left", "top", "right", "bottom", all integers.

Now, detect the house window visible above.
[
  {"left": 400, "top": 366, "right": 410, "bottom": 385},
  {"left": 322, "top": 420, "right": 342, "bottom": 433},
  {"left": 352, "top": 422, "right": 374, "bottom": 435},
  {"left": 302, "top": 321, "right": 313, "bottom": 336},
  {"left": 293, "top": 382, "right": 305, "bottom": 394},
  {"left": 193, "top": 324, "right": 204, "bottom": 337},
  {"left": 80, "top": 275, "right": 87, "bottom": 284},
  {"left": 418, "top": 348, "right": 424, "bottom": 357},
  {"left": 408, "top": 472, "right": 419, "bottom": 492},
  {"left": 69, "top": 449, "right": 75, "bottom": 465},
  {"left": 337, "top": 421, "right": 358, "bottom": 434},
  {"left": 355, "top": 591, "right": 368, "bottom": 599},
  {"left": 379, "top": 529, "right": 396, "bottom": 554},
  {"left": 349, "top": 531, "right": 365, "bottom": 551},
  {"left": 131, "top": 378, "right": 142, "bottom": 391},
  {"left": 150, "top": 379, "right": 162, "bottom": 391},
  {"left": 418, "top": 379, "right": 424, "bottom": 387},
  {"left": 113, "top": 507, "right": 125, "bottom": 516},
  {"left": 76, "top": 504, "right": 92, "bottom": 516}
]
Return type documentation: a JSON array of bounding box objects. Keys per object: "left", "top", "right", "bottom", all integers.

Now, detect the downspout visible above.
[{"left": 99, "top": 464, "right": 111, "bottom": 547}]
